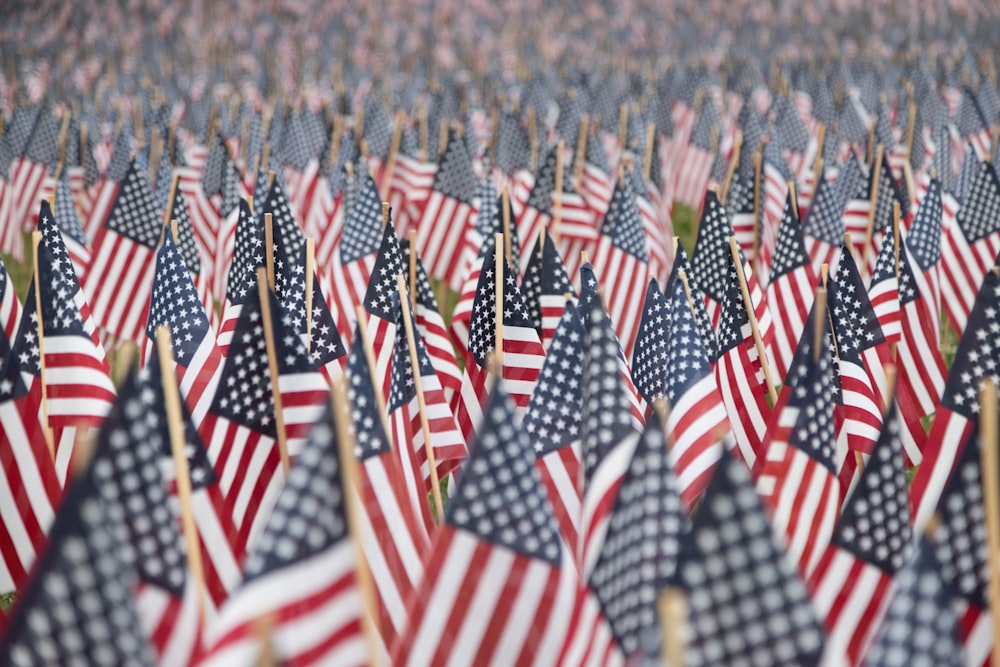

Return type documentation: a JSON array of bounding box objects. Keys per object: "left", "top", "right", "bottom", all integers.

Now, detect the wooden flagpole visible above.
[
  {"left": 788, "top": 181, "right": 799, "bottom": 219},
  {"left": 813, "top": 286, "right": 827, "bottom": 362},
  {"left": 256, "top": 269, "right": 290, "bottom": 473},
  {"left": 163, "top": 173, "right": 181, "bottom": 226},
  {"left": 643, "top": 123, "right": 656, "bottom": 183},
  {"left": 353, "top": 305, "right": 395, "bottom": 448},
  {"left": 379, "top": 110, "right": 405, "bottom": 201},
  {"left": 574, "top": 114, "right": 590, "bottom": 189},
  {"left": 501, "top": 187, "right": 513, "bottom": 266},
  {"left": 328, "top": 375, "right": 384, "bottom": 667},
  {"left": 155, "top": 327, "right": 209, "bottom": 626},
  {"left": 813, "top": 124, "right": 826, "bottom": 179},
  {"left": 553, "top": 141, "right": 564, "bottom": 245},
  {"left": 720, "top": 130, "right": 742, "bottom": 206},
  {"left": 329, "top": 115, "right": 344, "bottom": 169},
  {"left": 305, "top": 238, "right": 315, "bottom": 351},
  {"left": 494, "top": 233, "right": 505, "bottom": 371},
  {"left": 437, "top": 121, "right": 449, "bottom": 161},
  {"left": 728, "top": 236, "right": 778, "bottom": 404},
  {"left": 396, "top": 275, "right": 445, "bottom": 520},
  {"left": 979, "top": 378, "right": 1000, "bottom": 667},
  {"left": 527, "top": 106, "right": 539, "bottom": 173},
  {"left": 56, "top": 109, "right": 72, "bottom": 169},
  {"left": 418, "top": 106, "right": 429, "bottom": 161},
  {"left": 408, "top": 230, "right": 418, "bottom": 311},
  {"left": 618, "top": 103, "right": 628, "bottom": 157},
  {"left": 862, "top": 145, "right": 884, "bottom": 281},
  {"left": 677, "top": 270, "right": 698, "bottom": 319},
  {"left": 658, "top": 586, "right": 687, "bottom": 667},
  {"left": 751, "top": 150, "right": 763, "bottom": 264},
  {"left": 30, "top": 231, "right": 55, "bottom": 460},
  {"left": 381, "top": 202, "right": 390, "bottom": 231},
  {"left": 263, "top": 212, "right": 275, "bottom": 290}
]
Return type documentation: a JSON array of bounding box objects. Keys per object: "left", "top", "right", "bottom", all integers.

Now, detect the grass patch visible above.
[
  {"left": 672, "top": 203, "right": 699, "bottom": 255},
  {"left": 1, "top": 591, "right": 15, "bottom": 614}
]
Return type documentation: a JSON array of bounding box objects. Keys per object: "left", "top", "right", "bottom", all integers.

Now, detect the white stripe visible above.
[{"left": 446, "top": 547, "right": 516, "bottom": 667}]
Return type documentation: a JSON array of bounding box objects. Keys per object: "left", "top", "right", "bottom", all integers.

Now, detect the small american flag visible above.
[
  {"left": 391, "top": 381, "right": 577, "bottom": 665},
  {"left": 807, "top": 397, "right": 913, "bottom": 665},
  {"left": 521, "top": 229, "right": 574, "bottom": 350},
  {"left": 202, "top": 402, "right": 369, "bottom": 667},
  {"left": 84, "top": 157, "right": 162, "bottom": 343},
  {"left": 802, "top": 165, "right": 844, "bottom": 277},
  {"left": 218, "top": 200, "right": 264, "bottom": 354},
  {"left": 53, "top": 173, "right": 90, "bottom": 281},
  {"left": 680, "top": 447, "right": 826, "bottom": 665}
]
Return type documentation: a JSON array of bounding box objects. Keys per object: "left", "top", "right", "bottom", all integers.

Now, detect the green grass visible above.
[
  {"left": 672, "top": 203, "right": 699, "bottom": 256},
  {"left": 1, "top": 591, "right": 14, "bottom": 614}
]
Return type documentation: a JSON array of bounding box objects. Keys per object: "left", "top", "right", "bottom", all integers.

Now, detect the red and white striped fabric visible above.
[
  {"left": 386, "top": 154, "right": 436, "bottom": 237},
  {"left": 555, "top": 190, "right": 600, "bottom": 285},
  {"left": 867, "top": 228, "right": 902, "bottom": 345},
  {"left": 9, "top": 156, "right": 50, "bottom": 251},
  {"left": 285, "top": 157, "right": 322, "bottom": 225},
  {"left": 447, "top": 245, "right": 488, "bottom": 357},
  {"left": 556, "top": 582, "right": 628, "bottom": 667},
  {"left": 0, "top": 255, "right": 21, "bottom": 339},
  {"left": 673, "top": 144, "right": 715, "bottom": 210},
  {"left": 578, "top": 159, "right": 614, "bottom": 223},
  {"left": 755, "top": 159, "right": 789, "bottom": 285},
  {"left": 175, "top": 165, "right": 221, "bottom": 264}
]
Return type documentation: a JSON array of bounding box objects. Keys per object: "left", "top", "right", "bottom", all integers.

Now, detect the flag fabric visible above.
[
  {"left": 590, "top": 171, "right": 649, "bottom": 359},
  {"left": 33, "top": 201, "right": 117, "bottom": 482},
  {"left": 0, "top": 253, "right": 20, "bottom": 340},
  {"left": 678, "top": 447, "right": 825, "bottom": 666},
  {"left": 400, "top": 238, "right": 462, "bottom": 405},
  {"left": 911, "top": 268, "right": 1000, "bottom": 530},
  {"left": 0, "top": 455, "right": 157, "bottom": 666},
  {"left": 582, "top": 408, "right": 688, "bottom": 661},
  {"left": 862, "top": 537, "right": 963, "bottom": 667},
  {"left": 84, "top": 157, "right": 162, "bottom": 343},
  {"left": 360, "top": 221, "right": 404, "bottom": 401},
  {"left": 755, "top": 300, "right": 840, "bottom": 577},
  {"left": 202, "top": 403, "right": 369, "bottom": 667},
  {"left": 455, "top": 241, "right": 546, "bottom": 440},
  {"left": 672, "top": 245, "right": 719, "bottom": 362},
  {"left": 164, "top": 182, "right": 217, "bottom": 331},
  {"left": 807, "top": 398, "right": 913, "bottom": 666},
  {"left": 766, "top": 193, "right": 817, "bottom": 381},
  {"left": 217, "top": 200, "right": 264, "bottom": 354},
  {"left": 448, "top": 236, "right": 492, "bottom": 355},
  {"left": 0, "top": 287, "right": 61, "bottom": 593},
  {"left": 868, "top": 224, "right": 903, "bottom": 345},
  {"left": 85, "top": 366, "right": 205, "bottom": 665},
  {"left": 521, "top": 229, "right": 574, "bottom": 350},
  {"left": 391, "top": 382, "right": 577, "bottom": 666},
  {"left": 673, "top": 100, "right": 718, "bottom": 209},
  {"left": 53, "top": 173, "right": 91, "bottom": 281},
  {"left": 940, "top": 159, "right": 1000, "bottom": 334},
  {"left": 755, "top": 141, "right": 791, "bottom": 285},
  {"left": 345, "top": 333, "right": 430, "bottom": 653},
  {"left": 906, "top": 176, "right": 944, "bottom": 340},
  {"left": 802, "top": 165, "right": 845, "bottom": 276},
  {"left": 523, "top": 302, "right": 585, "bottom": 549},
  {"left": 416, "top": 127, "right": 478, "bottom": 289}
]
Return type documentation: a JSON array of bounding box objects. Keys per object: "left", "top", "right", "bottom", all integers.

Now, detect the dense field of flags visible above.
[{"left": 2, "top": 0, "right": 1000, "bottom": 665}]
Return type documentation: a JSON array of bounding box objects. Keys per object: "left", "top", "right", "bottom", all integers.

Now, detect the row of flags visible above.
[{"left": 3, "top": 16, "right": 1000, "bottom": 664}]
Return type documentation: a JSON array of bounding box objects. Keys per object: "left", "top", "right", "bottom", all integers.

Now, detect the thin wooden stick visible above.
[
  {"left": 643, "top": 123, "right": 656, "bottom": 183},
  {"left": 418, "top": 106, "right": 428, "bottom": 161},
  {"left": 408, "top": 230, "right": 418, "bottom": 311},
  {"left": 329, "top": 114, "right": 343, "bottom": 168},
  {"left": 438, "top": 120, "right": 449, "bottom": 160},
  {"left": 353, "top": 304, "right": 396, "bottom": 447},
  {"left": 574, "top": 114, "right": 590, "bottom": 188},
  {"left": 618, "top": 103, "right": 628, "bottom": 156},
  {"left": 527, "top": 106, "right": 538, "bottom": 173},
  {"left": 892, "top": 202, "right": 901, "bottom": 280},
  {"left": 379, "top": 110, "right": 404, "bottom": 200},
  {"left": 305, "top": 238, "right": 315, "bottom": 350},
  {"left": 31, "top": 231, "right": 55, "bottom": 460},
  {"left": 862, "top": 145, "right": 884, "bottom": 280},
  {"left": 788, "top": 181, "right": 799, "bottom": 219},
  {"left": 495, "top": 233, "right": 505, "bottom": 370},
  {"left": 720, "top": 130, "right": 742, "bottom": 205},
  {"left": 553, "top": 141, "right": 564, "bottom": 245},
  {"left": 56, "top": 109, "right": 72, "bottom": 168},
  {"left": 813, "top": 286, "right": 827, "bottom": 362},
  {"left": 729, "top": 236, "right": 778, "bottom": 404},
  {"left": 658, "top": 587, "right": 687, "bottom": 667},
  {"left": 501, "top": 187, "right": 513, "bottom": 266},
  {"left": 170, "top": 219, "right": 179, "bottom": 245},
  {"left": 813, "top": 124, "right": 826, "bottom": 179},
  {"left": 381, "top": 202, "right": 390, "bottom": 231},
  {"left": 980, "top": 378, "right": 1000, "bottom": 667},
  {"left": 264, "top": 213, "right": 275, "bottom": 290},
  {"left": 163, "top": 173, "right": 181, "bottom": 226},
  {"left": 256, "top": 269, "right": 290, "bottom": 473},
  {"left": 155, "top": 327, "right": 209, "bottom": 626},
  {"left": 328, "top": 375, "right": 384, "bottom": 667},
  {"left": 751, "top": 151, "right": 763, "bottom": 263},
  {"left": 677, "top": 270, "right": 698, "bottom": 319},
  {"left": 396, "top": 275, "right": 445, "bottom": 520}
]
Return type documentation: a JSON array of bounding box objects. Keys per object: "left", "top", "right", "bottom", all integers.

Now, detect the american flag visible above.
[
  {"left": 766, "top": 193, "right": 817, "bottom": 382},
  {"left": 202, "top": 402, "right": 369, "bottom": 667},
  {"left": 862, "top": 537, "right": 963, "bottom": 666},
  {"left": 585, "top": 407, "right": 688, "bottom": 660},
  {"left": 518, "top": 145, "right": 567, "bottom": 271},
  {"left": 83, "top": 366, "right": 205, "bottom": 664},
  {"left": 906, "top": 177, "right": 944, "bottom": 338},
  {"left": 8, "top": 106, "right": 57, "bottom": 259},
  {"left": 579, "top": 306, "right": 642, "bottom": 577},
  {"left": 455, "top": 241, "right": 546, "bottom": 440},
  {"left": 578, "top": 128, "right": 615, "bottom": 223},
  {"left": 400, "top": 238, "right": 462, "bottom": 405},
  {"left": 807, "top": 397, "right": 913, "bottom": 666},
  {"left": 84, "top": 157, "right": 162, "bottom": 343},
  {"left": 448, "top": 236, "right": 491, "bottom": 355},
  {"left": 673, "top": 98, "right": 718, "bottom": 209},
  {"left": 679, "top": 447, "right": 825, "bottom": 666},
  {"left": 385, "top": 151, "right": 437, "bottom": 238},
  {"left": 164, "top": 183, "right": 217, "bottom": 330},
  {"left": 33, "top": 201, "right": 117, "bottom": 482},
  {"left": 329, "top": 170, "right": 384, "bottom": 342},
  {"left": 391, "top": 381, "right": 577, "bottom": 665},
  {"left": 590, "top": 171, "right": 649, "bottom": 359},
  {"left": 659, "top": 271, "right": 728, "bottom": 503},
  {"left": 345, "top": 333, "right": 430, "bottom": 653},
  {"left": 218, "top": 200, "right": 264, "bottom": 354},
  {"left": 841, "top": 152, "right": 873, "bottom": 262},
  {"left": 0, "top": 283, "right": 61, "bottom": 593},
  {"left": 361, "top": 221, "right": 404, "bottom": 400},
  {"left": 53, "top": 173, "right": 90, "bottom": 281},
  {"left": 725, "top": 171, "right": 757, "bottom": 263},
  {"left": 713, "top": 250, "right": 773, "bottom": 467},
  {"left": 523, "top": 302, "right": 584, "bottom": 549},
  {"left": 824, "top": 261, "right": 885, "bottom": 467},
  {"left": 756, "top": 141, "right": 791, "bottom": 285},
  {"left": 388, "top": 289, "right": 467, "bottom": 490},
  {"left": 940, "top": 160, "right": 1000, "bottom": 335},
  {"left": 416, "top": 126, "right": 478, "bottom": 290},
  {"left": 672, "top": 245, "right": 719, "bottom": 362},
  {"left": 955, "top": 88, "right": 992, "bottom": 160},
  {"left": 756, "top": 299, "right": 840, "bottom": 577},
  {"left": 861, "top": 154, "right": 907, "bottom": 278},
  {"left": 521, "top": 229, "right": 574, "bottom": 350},
  {"left": 0, "top": 455, "right": 157, "bottom": 666},
  {"left": 632, "top": 167, "right": 673, "bottom": 287},
  {"left": 927, "top": 422, "right": 994, "bottom": 663},
  {"left": 144, "top": 237, "right": 243, "bottom": 607},
  {"left": 911, "top": 268, "right": 1000, "bottom": 530}
]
